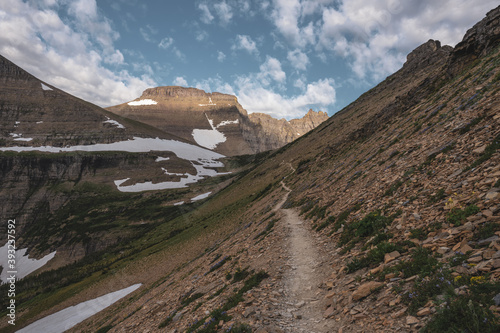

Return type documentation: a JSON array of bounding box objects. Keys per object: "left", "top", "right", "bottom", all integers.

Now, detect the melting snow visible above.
[
  {"left": 128, "top": 99, "right": 157, "bottom": 106},
  {"left": 191, "top": 192, "right": 212, "bottom": 201},
  {"left": 0, "top": 243, "right": 56, "bottom": 284},
  {"left": 0, "top": 138, "right": 227, "bottom": 193},
  {"left": 174, "top": 201, "right": 184, "bottom": 206},
  {"left": 41, "top": 83, "right": 53, "bottom": 91},
  {"left": 16, "top": 284, "right": 142, "bottom": 333},
  {"left": 103, "top": 117, "right": 125, "bottom": 129},
  {"left": 217, "top": 119, "right": 239, "bottom": 127},
  {"left": 191, "top": 114, "right": 231, "bottom": 150}
]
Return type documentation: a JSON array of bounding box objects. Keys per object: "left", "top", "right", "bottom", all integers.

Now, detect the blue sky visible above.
[{"left": 0, "top": 1, "right": 498, "bottom": 119}]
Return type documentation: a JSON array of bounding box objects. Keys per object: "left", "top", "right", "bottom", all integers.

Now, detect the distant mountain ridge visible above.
[{"left": 106, "top": 86, "right": 328, "bottom": 156}]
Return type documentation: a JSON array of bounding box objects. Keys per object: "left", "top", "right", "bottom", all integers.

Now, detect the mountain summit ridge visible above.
[{"left": 107, "top": 86, "right": 329, "bottom": 156}]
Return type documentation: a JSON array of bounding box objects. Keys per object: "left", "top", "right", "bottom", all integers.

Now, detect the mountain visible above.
[
  {"left": 0, "top": 55, "right": 235, "bottom": 276},
  {"left": 2, "top": 5, "right": 500, "bottom": 333},
  {"left": 106, "top": 86, "right": 328, "bottom": 156}
]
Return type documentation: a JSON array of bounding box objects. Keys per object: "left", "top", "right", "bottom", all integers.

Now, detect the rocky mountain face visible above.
[
  {"left": 107, "top": 86, "right": 328, "bottom": 156},
  {"left": 248, "top": 109, "right": 329, "bottom": 150}
]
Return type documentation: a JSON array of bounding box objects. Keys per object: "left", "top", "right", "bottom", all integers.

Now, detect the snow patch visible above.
[
  {"left": 41, "top": 83, "right": 53, "bottom": 91},
  {"left": 0, "top": 137, "right": 224, "bottom": 160},
  {"left": 174, "top": 201, "right": 185, "bottom": 206},
  {"left": 217, "top": 119, "right": 239, "bottom": 127},
  {"left": 103, "top": 117, "right": 125, "bottom": 129},
  {"left": 16, "top": 284, "right": 141, "bottom": 333},
  {"left": 128, "top": 99, "right": 157, "bottom": 106},
  {"left": 155, "top": 156, "right": 170, "bottom": 162},
  {"left": 0, "top": 243, "right": 56, "bottom": 284},
  {"left": 191, "top": 114, "right": 228, "bottom": 149},
  {"left": 14, "top": 137, "right": 33, "bottom": 142},
  {"left": 9, "top": 133, "right": 21, "bottom": 138},
  {"left": 36, "top": 121, "right": 43, "bottom": 124},
  {"left": 0, "top": 138, "right": 227, "bottom": 193},
  {"left": 191, "top": 192, "right": 212, "bottom": 201}
]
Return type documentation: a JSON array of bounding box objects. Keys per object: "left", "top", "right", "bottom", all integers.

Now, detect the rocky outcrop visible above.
[
  {"left": 107, "top": 87, "right": 329, "bottom": 156},
  {"left": 449, "top": 5, "right": 500, "bottom": 74},
  {"left": 247, "top": 109, "right": 329, "bottom": 151}
]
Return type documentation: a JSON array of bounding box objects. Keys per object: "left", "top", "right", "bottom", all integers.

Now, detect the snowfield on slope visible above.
[
  {"left": 0, "top": 243, "right": 56, "bottom": 283},
  {"left": 0, "top": 137, "right": 227, "bottom": 192},
  {"left": 17, "top": 284, "right": 142, "bottom": 333}
]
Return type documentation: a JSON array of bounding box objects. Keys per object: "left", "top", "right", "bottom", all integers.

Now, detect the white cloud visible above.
[
  {"left": 232, "top": 34, "right": 259, "bottom": 56},
  {"left": 258, "top": 56, "right": 286, "bottom": 85},
  {"left": 173, "top": 76, "right": 188, "bottom": 87},
  {"left": 214, "top": 1, "right": 233, "bottom": 26},
  {"left": 217, "top": 51, "right": 226, "bottom": 62},
  {"left": 139, "top": 24, "right": 158, "bottom": 43},
  {"left": 231, "top": 56, "right": 335, "bottom": 118},
  {"left": 198, "top": 3, "right": 214, "bottom": 24},
  {"left": 157, "top": 37, "right": 186, "bottom": 61},
  {"left": 287, "top": 49, "right": 309, "bottom": 71},
  {"left": 235, "top": 77, "right": 335, "bottom": 119},
  {"left": 265, "top": 0, "right": 498, "bottom": 82},
  {"left": 0, "top": 0, "right": 155, "bottom": 107},
  {"left": 158, "top": 37, "right": 174, "bottom": 49},
  {"left": 193, "top": 75, "right": 236, "bottom": 95},
  {"left": 196, "top": 30, "right": 209, "bottom": 41}
]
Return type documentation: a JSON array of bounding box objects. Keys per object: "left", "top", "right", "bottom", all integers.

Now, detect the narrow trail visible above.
[{"left": 272, "top": 164, "right": 333, "bottom": 333}]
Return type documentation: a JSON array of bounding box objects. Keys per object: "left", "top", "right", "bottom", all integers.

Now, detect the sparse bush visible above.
[{"left": 447, "top": 204, "right": 480, "bottom": 226}]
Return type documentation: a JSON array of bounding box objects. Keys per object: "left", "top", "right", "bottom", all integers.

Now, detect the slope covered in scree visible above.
[{"left": 3, "top": 6, "right": 500, "bottom": 333}]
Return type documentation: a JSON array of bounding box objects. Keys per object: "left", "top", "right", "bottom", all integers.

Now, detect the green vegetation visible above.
[
  {"left": 409, "top": 228, "right": 427, "bottom": 240},
  {"left": 447, "top": 204, "right": 480, "bottom": 226},
  {"left": 427, "top": 188, "right": 446, "bottom": 204},
  {"left": 186, "top": 271, "right": 268, "bottom": 333},
  {"left": 467, "top": 133, "right": 500, "bottom": 170},
  {"left": 472, "top": 221, "right": 500, "bottom": 241},
  {"left": 346, "top": 241, "right": 403, "bottom": 273},
  {"left": 423, "top": 295, "right": 500, "bottom": 333},
  {"left": 339, "top": 210, "right": 395, "bottom": 246},
  {"left": 384, "top": 180, "right": 403, "bottom": 197},
  {"left": 181, "top": 293, "right": 204, "bottom": 307}
]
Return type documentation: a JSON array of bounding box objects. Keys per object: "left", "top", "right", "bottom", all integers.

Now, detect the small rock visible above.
[
  {"left": 485, "top": 191, "right": 499, "bottom": 201},
  {"left": 417, "top": 307, "right": 431, "bottom": 316},
  {"left": 295, "top": 301, "right": 305, "bottom": 308},
  {"left": 391, "top": 307, "right": 407, "bottom": 318},
  {"left": 324, "top": 306, "right": 335, "bottom": 318},
  {"left": 384, "top": 251, "right": 401, "bottom": 264},
  {"left": 406, "top": 315, "right": 419, "bottom": 325},
  {"left": 352, "top": 281, "right": 384, "bottom": 301},
  {"left": 494, "top": 294, "right": 500, "bottom": 306},
  {"left": 473, "top": 145, "right": 487, "bottom": 155},
  {"left": 437, "top": 247, "right": 450, "bottom": 254},
  {"left": 478, "top": 236, "right": 499, "bottom": 246}
]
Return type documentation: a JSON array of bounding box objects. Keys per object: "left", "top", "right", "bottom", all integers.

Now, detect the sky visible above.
[{"left": 0, "top": 0, "right": 498, "bottom": 119}]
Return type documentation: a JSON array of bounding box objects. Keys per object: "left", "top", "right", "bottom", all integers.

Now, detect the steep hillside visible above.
[
  {"left": 2, "top": 6, "right": 500, "bottom": 333},
  {"left": 106, "top": 86, "right": 328, "bottom": 156}
]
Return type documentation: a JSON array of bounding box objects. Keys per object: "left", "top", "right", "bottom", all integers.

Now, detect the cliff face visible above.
[
  {"left": 107, "top": 87, "right": 329, "bottom": 156},
  {"left": 247, "top": 109, "right": 329, "bottom": 150}
]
